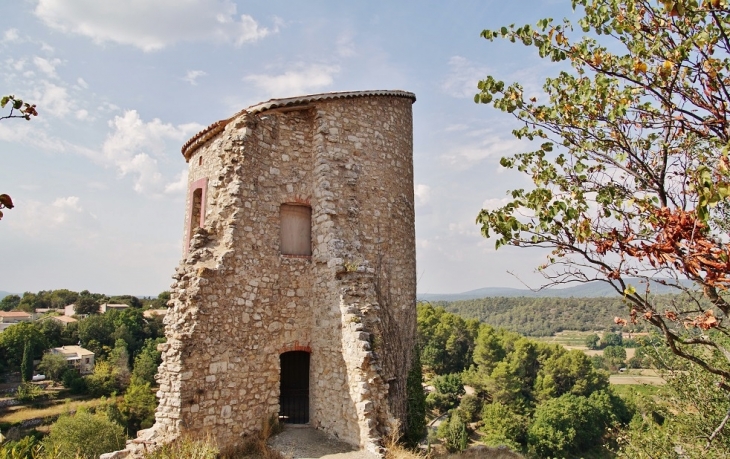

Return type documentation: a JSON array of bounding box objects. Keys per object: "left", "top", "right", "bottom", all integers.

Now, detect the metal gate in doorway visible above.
[{"left": 279, "top": 351, "right": 309, "bottom": 424}]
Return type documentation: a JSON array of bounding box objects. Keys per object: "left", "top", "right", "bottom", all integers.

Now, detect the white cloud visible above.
[
  {"left": 75, "top": 109, "right": 89, "bottom": 120},
  {"left": 3, "top": 29, "right": 20, "bottom": 43},
  {"left": 336, "top": 32, "right": 356, "bottom": 57},
  {"left": 441, "top": 131, "right": 524, "bottom": 169},
  {"left": 32, "top": 81, "right": 72, "bottom": 117},
  {"left": 164, "top": 169, "right": 189, "bottom": 194},
  {"left": 33, "top": 56, "right": 62, "bottom": 78},
  {"left": 442, "top": 56, "right": 490, "bottom": 99},
  {"left": 414, "top": 184, "right": 431, "bottom": 207},
  {"left": 481, "top": 197, "right": 511, "bottom": 211},
  {"left": 101, "top": 110, "right": 202, "bottom": 193},
  {"left": 76, "top": 77, "right": 88, "bottom": 88},
  {"left": 9, "top": 196, "right": 84, "bottom": 235},
  {"left": 244, "top": 63, "right": 340, "bottom": 97},
  {"left": 35, "top": 0, "right": 272, "bottom": 52},
  {"left": 183, "top": 70, "right": 207, "bottom": 86}
]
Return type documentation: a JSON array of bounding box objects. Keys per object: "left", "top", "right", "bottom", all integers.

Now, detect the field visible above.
[{"left": 535, "top": 330, "right": 664, "bottom": 385}]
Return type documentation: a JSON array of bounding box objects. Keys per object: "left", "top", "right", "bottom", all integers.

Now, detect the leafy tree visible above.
[
  {"left": 85, "top": 360, "right": 122, "bottom": 397},
  {"left": 585, "top": 333, "right": 600, "bottom": 350},
  {"left": 528, "top": 393, "right": 613, "bottom": 457},
  {"left": 481, "top": 402, "right": 527, "bottom": 451},
  {"left": 404, "top": 345, "right": 426, "bottom": 446},
  {"left": 109, "top": 338, "right": 131, "bottom": 388},
  {"left": 603, "top": 345, "right": 628, "bottom": 368},
  {"left": 122, "top": 377, "right": 158, "bottom": 435},
  {"left": 458, "top": 394, "right": 482, "bottom": 423},
  {"left": 62, "top": 368, "right": 87, "bottom": 394},
  {"left": 60, "top": 321, "right": 79, "bottom": 346},
  {"left": 78, "top": 314, "right": 114, "bottom": 357},
  {"left": 621, "top": 363, "right": 730, "bottom": 457},
  {"left": 417, "top": 303, "right": 479, "bottom": 374},
  {"left": 602, "top": 332, "right": 623, "bottom": 348},
  {"left": 75, "top": 295, "right": 100, "bottom": 315},
  {"left": 20, "top": 340, "right": 33, "bottom": 382},
  {"left": 535, "top": 348, "right": 609, "bottom": 400},
  {"left": 476, "top": 0, "right": 730, "bottom": 397},
  {"left": 439, "top": 410, "right": 469, "bottom": 452},
  {"left": 38, "top": 352, "right": 69, "bottom": 381},
  {"left": 48, "top": 289, "right": 78, "bottom": 308},
  {"left": 0, "top": 294, "right": 20, "bottom": 311},
  {"left": 42, "top": 408, "right": 126, "bottom": 459},
  {"left": 132, "top": 338, "right": 163, "bottom": 385},
  {"left": 0, "top": 322, "right": 46, "bottom": 371},
  {"left": 36, "top": 318, "right": 63, "bottom": 348},
  {"left": 428, "top": 373, "right": 465, "bottom": 414}
]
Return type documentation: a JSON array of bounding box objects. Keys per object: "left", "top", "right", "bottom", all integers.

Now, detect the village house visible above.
[
  {"left": 50, "top": 345, "right": 95, "bottom": 375},
  {"left": 0, "top": 311, "right": 33, "bottom": 323}
]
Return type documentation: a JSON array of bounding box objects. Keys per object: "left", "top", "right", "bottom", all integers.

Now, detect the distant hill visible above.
[
  {"left": 418, "top": 278, "right": 694, "bottom": 302},
  {"left": 0, "top": 291, "right": 12, "bottom": 300}
]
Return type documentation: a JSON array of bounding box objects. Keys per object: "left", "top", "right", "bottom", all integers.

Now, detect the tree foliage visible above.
[
  {"left": 20, "top": 340, "right": 33, "bottom": 382},
  {"left": 403, "top": 345, "right": 427, "bottom": 446},
  {"left": 38, "top": 352, "right": 70, "bottom": 381},
  {"left": 476, "top": 0, "right": 730, "bottom": 395},
  {"left": 42, "top": 409, "right": 126, "bottom": 459},
  {"left": 1, "top": 95, "right": 36, "bottom": 222}
]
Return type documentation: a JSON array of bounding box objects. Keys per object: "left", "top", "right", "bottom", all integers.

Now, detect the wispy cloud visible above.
[
  {"left": 244, "top": 63, "right": 340, "bottom": 97},
  {"left": 442, "top": 56, "right": 490, "bottom": 99},
  {"left": 183, "top": 70, "right": 207, "bottom": 86},
  {"left": 100, "top": 110, "right": 202, "bottom": 193},
  {"left": 34, "top": 0, "right": 273, "bottom": 52}
]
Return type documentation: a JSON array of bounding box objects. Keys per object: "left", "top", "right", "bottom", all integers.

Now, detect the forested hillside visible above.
[{"left": 433, "top": 295, "right": 698, "bottom": 336}]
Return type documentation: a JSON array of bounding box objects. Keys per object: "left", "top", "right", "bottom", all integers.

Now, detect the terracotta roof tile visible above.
[{"left": 181, "top": 89, "right": 416, "bottom": 160}]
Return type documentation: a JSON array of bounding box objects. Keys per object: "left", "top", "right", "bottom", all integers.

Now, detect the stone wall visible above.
[{"left": 146, "top": 91, "right": 416, "bottom": 455}]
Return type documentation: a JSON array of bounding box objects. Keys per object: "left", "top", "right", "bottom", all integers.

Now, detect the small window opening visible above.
[
  {"left": 198, "top": 156, "right": 203, "bottom": 166},
  {"left": 190, "top": 188, "right": 203, "bottom": 235},
  {"left": 280, "top": 204, "right": 312, "bottom": 256}
]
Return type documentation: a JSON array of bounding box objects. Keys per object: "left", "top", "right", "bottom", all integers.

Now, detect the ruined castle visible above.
[{"left": 140, "top": 90, "right": 417, "bottom": 454}]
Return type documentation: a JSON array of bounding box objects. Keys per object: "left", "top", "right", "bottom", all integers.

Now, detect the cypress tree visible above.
[
  {"left": 21, "top": 340, "right": 33, "bottom": 382},
  {"left": 404, "top": 345, "right": 427, "bottom": 446}
]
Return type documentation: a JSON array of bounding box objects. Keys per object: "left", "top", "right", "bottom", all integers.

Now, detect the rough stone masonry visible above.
[{"left": 130, "top": 90, "right": 418, "bottom": 455}]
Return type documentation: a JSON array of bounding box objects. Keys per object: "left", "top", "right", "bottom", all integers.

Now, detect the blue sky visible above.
[{"left": 0, "top": 0, "right": 577, "bottom": 296}]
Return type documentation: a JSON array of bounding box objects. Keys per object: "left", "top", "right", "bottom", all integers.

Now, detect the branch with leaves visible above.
[
  {"left": 475, "top": 0, "right": 730, "bottom": 400},
  {"left": 1, "top": 95, "right": 38, "bottom": 121},
  {"left": 1, "top": 94, "right": 37, "bottom": 220}
]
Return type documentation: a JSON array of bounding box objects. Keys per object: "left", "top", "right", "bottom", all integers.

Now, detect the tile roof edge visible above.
[{"left": 181, "top": 90, "right": 415, "bottom": 160}]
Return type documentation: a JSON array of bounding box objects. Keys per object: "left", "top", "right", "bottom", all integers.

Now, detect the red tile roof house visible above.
[{"left": 0, "top": 311, "right": 33, "bottom": 323}]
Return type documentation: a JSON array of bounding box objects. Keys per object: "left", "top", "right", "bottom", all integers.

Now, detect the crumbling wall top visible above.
[{"left": 180, "top": 90, "right": 416, "bottom": 161}]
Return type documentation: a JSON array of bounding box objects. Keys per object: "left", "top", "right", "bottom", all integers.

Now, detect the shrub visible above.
[
  {"left": 15, "top": 383, "right": 44, "bottom": 403},
  {"left": 42, "top": 408, "right": 126, "bottom": 459}
]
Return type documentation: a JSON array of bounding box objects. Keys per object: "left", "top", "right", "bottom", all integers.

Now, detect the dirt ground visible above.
[{"left": 268, "top": 425, "right": 379, "bottom": 459}]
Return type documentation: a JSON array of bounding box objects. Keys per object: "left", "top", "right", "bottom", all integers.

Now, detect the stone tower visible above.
[{"left": 151, "top": 90, "right": 417, "bottom": 453}]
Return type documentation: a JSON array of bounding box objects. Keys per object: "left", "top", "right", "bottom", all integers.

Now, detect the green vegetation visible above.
[
  {"left": 0, "top": 288, "right": 168, "bottom": 457},
  {"left": 419, "top": 303, "right": 629, "bottom": 456},
  {"left": 42, "top": 409, "right": 126, "bottom": 459}
]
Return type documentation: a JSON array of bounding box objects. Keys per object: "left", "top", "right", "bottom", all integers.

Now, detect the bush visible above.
[
  {"left": 38, "top": 352, "right": 69, "bottom": 381},
  {"left": 458, "top": 394, "right": 481, "bottom": 422},
  {"left": 42, "top": 408, "right": 127, "bottom": 459},
  {"left": 62, "top": 369, "right": 87, "bottom": 394},
  {"left": 144, "top": 437, "right": 218, "bottom": 459},
  {"left": 15, "top": 383, "right": 44, "bottom": 403}
]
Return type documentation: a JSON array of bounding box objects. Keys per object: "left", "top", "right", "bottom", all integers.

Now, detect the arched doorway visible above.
[{"left": 279, "top": 351, "right": 309, "bottom": 424}]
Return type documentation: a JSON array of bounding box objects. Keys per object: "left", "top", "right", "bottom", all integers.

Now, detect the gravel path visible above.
[{"left": 268, "top": 425, "right": 379, "bottom": 459}]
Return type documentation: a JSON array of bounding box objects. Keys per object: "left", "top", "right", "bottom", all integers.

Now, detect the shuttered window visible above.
[{"left": 280, "top": 204, "right": 312, "bottom": 256}]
